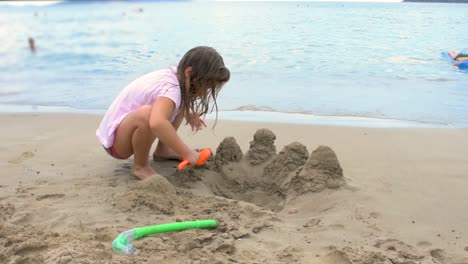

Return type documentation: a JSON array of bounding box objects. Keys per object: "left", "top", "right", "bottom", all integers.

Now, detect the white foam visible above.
[
  {"left": 0, "top": 104, "right": 103, "bottom": 115},
  {"left": 0, "top": 104, "right": 461, "bottom": 128},
  {"left": 206, "top": 110, "right": 455, "bottom": 128},
  {"left": 0, "top": 1, "right": 62, "bottom": 6}
]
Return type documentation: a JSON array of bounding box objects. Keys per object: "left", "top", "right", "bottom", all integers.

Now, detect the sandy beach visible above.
[{"left": 1, "top": 113, "right": 467, "bottom": 264}]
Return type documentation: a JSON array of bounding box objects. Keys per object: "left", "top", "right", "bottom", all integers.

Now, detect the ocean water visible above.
[{"left": 1, "top": 1, "right": 468, "bottom": 127}]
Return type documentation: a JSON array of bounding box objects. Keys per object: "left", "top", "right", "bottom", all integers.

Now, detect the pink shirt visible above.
[{"left": 96, "top": 67, "right": 181, "bottom": 148}]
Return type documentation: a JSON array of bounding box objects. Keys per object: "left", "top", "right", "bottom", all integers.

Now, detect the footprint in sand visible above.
[
  {"left": 10, "top": 212, "right": 34, "bottom": 225},
  {"left": 8, "top": 151, "right": 35, "bottom": 164},
  {"left": 303, "top": 218, "right": 321, "bottom": 228},
  {"left": 113, "top": 163, "right": 132, "bottom": 175},
  {"left": 430, "top": 249, "right": 448, "bottom": 264},
  {"left": 13, "top": 241, "right": 48, "bottom": 257},
  {"left": 15, "top": 185, "right": 36, "bottom": 198},
  {"left": 0, "top": 202, "right": 15, "bottom": 221},
  {"left": 369, "top": 211, "right": 381, "bottom": 218},
  {"left": 329, "top": 224, "right": 345, "bottom": 230},
  {"left": 44, "top": 248, "right": 79, "bottom": 264},
  {"left": 375, "top": 239, "right": 424, "bottom": 260},
  {"left": 322, "top": 250, "right": 352, "bottom": 264},
  {"left": 416, "top": 241, "right": 432, "bottom": 247},
  {"left": 35, "top": 193, "right": 65, "bottom": 201},
  {"left": 276, "top": 246, "right": 303, "bottom": 263}
]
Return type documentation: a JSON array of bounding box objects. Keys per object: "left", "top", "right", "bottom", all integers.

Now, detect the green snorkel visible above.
[{"left": 112, "top": 219, "right": 218, "bottom": 255}]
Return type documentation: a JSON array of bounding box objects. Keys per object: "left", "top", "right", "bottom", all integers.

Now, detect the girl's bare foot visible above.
[{"left": 131, "top": 165, "right": 156, "bottom": 180}]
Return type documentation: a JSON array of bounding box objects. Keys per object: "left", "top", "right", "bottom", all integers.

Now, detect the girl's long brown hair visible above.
[{"left": 177, "top": 46, "right": 230, "bottom": 125}]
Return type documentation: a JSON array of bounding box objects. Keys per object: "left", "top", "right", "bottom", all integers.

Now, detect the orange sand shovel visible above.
[{"left": 177, "top": 148, "right": 211, "bottom": 170}]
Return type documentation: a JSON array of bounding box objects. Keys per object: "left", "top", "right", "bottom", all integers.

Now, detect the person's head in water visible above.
[
  {"left": 28, "top": 37, "right": 36, "bottom": 53},
  {"left": 177, "top": 46, "right": 230, "bottom": 124}
]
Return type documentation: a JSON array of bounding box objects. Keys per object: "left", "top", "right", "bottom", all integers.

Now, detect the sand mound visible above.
[
  {"left": 246, "top": 128, "right": 276, "bottom": 165},
  {"left": 262, "top": 142, "right": 309, "bottom": 193},
  {"left": 114, "top": 174, "right": 180, "bottom": 215},
  {"left": 170, "top": 166, "right": 208, "bottom": 186},
  {"left": 291, "top": 145, "right": 345, "bottom": 193},
  {"left": 214, "top": 136, "right": 243, "bottom": 168}
]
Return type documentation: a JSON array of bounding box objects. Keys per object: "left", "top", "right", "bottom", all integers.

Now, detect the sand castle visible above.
[
  {"left": 117, "top": 128, "right": 345, "bottom": 216},
  {"left": 188, "top": 128, "right": 346, "bottom": 211}
]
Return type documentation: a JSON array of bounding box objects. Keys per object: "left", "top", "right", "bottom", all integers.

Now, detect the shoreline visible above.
[{"left": 0, "top": 103, "right": 464, "bottom": 128}]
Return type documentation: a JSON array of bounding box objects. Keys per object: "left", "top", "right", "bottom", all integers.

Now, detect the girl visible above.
[{"left": 96, "top": 46, "right": 230, "bottom": 180}]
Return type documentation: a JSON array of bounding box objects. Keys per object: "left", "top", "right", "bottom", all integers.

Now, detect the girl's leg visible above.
[
  {"left": 112, "top": 105, "right": 157, "bottom": 180},
  {"left": 153, "top": 111, "right": 184, "bottom": 161}
]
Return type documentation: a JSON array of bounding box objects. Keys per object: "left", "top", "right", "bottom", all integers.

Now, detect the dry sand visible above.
[{"left": 1, "top": 113, "right": 468, "bottom": 264}]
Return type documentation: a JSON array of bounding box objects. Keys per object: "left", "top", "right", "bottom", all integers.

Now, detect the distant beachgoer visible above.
[
  {"left": 28, "top": 37, "right": 36, "bottom": 53},
  {"left": 448, "top": 50, "right": 468, "bottom": 66},
  {"left": 96, "top": 46, "right": 230, "bottom": 180}
]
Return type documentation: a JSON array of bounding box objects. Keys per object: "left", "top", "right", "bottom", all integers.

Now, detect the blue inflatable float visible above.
[{"left": 441, "top": 50, "right": 468, "bottom": 71}]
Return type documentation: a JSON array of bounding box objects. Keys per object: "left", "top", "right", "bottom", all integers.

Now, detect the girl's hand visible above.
[
  {"left": 186, "top": 149, "right": 200, "bottom": 167},
  {"left": 188, "top": 112, "right": 207, "bottom": 132}
]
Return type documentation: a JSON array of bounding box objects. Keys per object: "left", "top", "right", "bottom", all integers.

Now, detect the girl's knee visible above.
[
  {"left": 138, "top": 105, "right": 152, "bottom": 114},
  {"left": 133, "top": 105, "right": 152, "bottom": 128}
]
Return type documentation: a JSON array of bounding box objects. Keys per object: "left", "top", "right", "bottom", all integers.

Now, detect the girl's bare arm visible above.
[{"left": 149, "top": 97, "right": 198, "bottom": 164}]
